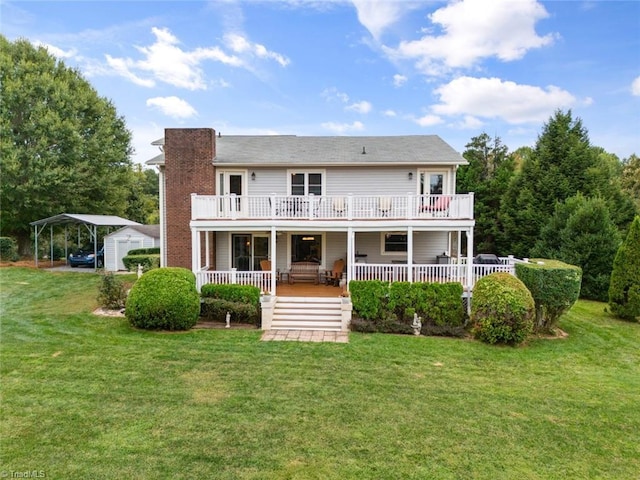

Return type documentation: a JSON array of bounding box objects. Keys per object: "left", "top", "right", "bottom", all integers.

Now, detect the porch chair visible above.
[
  {"left": 259, "top": 259, "right": 271, "bottom": 271},
  {"left": 260, "top": 259, "right": 280, "bottom": 285},
  {"left": 332, "top": 197, "right": 346, "bottom": 216},
  {"left": 378, "top": 197, "right": 392, "bottom": 216},
  {"left": 324, "top": 258, "right": 345, "bottom": 286},
  {"left": 421, "top": 195, "right": 451, "bottom": 216}
]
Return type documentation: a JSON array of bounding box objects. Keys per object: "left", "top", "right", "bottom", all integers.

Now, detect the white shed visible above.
[{"left": 104, "top": 225, "right": 160, "bottom": 272}]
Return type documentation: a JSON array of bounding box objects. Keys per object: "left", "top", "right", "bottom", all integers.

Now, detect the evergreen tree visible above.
[
  {"left": 608, "top": 216, "right": 640, "bottom": 321},
  {"left": 0, "top": 36, "right": 133, "bottom": 254},
  {"left": 457, "top": 133, "right": 514, "bottom": 254},
  {"left": 532, "top": 194, "right": 620, "bottom": 301},
  {"left": 499, "top": 110, "right": 598, "bottom": 258}
]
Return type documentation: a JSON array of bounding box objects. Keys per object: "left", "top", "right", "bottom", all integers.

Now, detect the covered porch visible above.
[{"left": 190, "top": 222, "right": 482, "bottom": 294}]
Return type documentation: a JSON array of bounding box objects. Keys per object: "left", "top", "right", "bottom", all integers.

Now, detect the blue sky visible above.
[{"left": 2, "top": 0, "right": 639, "bottom": 165}]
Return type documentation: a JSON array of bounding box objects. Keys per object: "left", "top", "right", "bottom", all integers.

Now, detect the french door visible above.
[
  {"left": 219, "top": 171, "right": 245, "bottom": 215},
  {"left": 419, "top": 171, "right": 447, "bottom": 209},
  {"left": 231, "top": 234, "right": 269, "bottom": 271}
]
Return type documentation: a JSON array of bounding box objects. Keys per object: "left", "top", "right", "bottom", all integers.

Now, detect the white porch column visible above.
[
  {"left": 270, "top": 226, "right": 277, "bottom": 295},
  {"left": 407, "top": 226, "right": 413, "bottom": 283},
  {"left": 347, "top": 227, "right": 354, "bottom": 288},
  {"left": 204, "top": 231, "right": 210, "bottom": 270},
  {"left": 191, "top": 227, "right": 200, "bottom": 273},
  {"left": 466, "top": 227, "right": 474, "bottom": 292}
]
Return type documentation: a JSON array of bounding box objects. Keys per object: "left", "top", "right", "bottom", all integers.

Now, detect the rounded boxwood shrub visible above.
[
  {"left": 125, "top": 267, "right": 199, "bottom": 330},
  {"left": 471, "top": 272, "right": 535, "bottom": 346}
]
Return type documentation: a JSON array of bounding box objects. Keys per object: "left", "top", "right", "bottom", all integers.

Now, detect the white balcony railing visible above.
[{"left": 191, "top": 193, "right": 474, "bottom": 221}]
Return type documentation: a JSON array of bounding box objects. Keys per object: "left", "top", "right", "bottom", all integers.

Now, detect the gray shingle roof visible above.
[
  {"left": 129, "top": 224, "right": 160, "bottom": 238},
  {"left": 214, "top": 135, "right": 464, "bottom": 166},
  {"left": 146, "top": 134, "right": 465, "bottom": 167}
]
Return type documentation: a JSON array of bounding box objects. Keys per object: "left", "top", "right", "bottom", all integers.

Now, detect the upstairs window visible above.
[{"left": 289, "top": 171, "right": 323, "bottom": 196}]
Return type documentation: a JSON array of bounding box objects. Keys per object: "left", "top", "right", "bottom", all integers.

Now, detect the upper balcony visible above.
[{"left": 191, "top": 193, "right": 474, "bottom": 221}]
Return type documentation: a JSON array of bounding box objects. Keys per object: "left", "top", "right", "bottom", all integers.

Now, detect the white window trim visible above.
[
  {"left": 286, "top": 169, "right": 326, "bottom": 196},
  {"left": 417, "top": 169, "right": 450, "bottom": 195},
  {"left": 216, "top": 170, "right": 248, "bottom": 195}
]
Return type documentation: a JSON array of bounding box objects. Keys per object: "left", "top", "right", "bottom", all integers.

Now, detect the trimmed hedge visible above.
[
  {"left": 200, "top": 298, "right": 259, "bottom": 325},
  {"left": 125, "top": 267, "right": 200, "bottom": 330},
  {"left": 200, "top": 283, "right": 261, "bottom": 305},
  {"left": 122, "top": 254, "right": 160, "bottom": 272},
  {"left": 349, "top": 280, "right": 465, "bottom": 335},
  {"left": 0, "top": 237, "right": 19, "bottom": 261},
  {"left": 200, "top": 283, "right": 261, "bottom": 326},
  {"left": 471, "top": 272, "right": 534, "bottom": 346},
  {"left": 609, "top": 216, "right": 640, "bottom": 321},
  {"left": 515, "top": 259, "right": 582, "bottom": 333},
  {"left": 128, "top": 247, "right": 161, "bottom": 255}
]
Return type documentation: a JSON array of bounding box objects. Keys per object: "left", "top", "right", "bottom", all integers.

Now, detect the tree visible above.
[
  {"left": 532, "top": 194, "right": 621, "bottom": 301},
  {"left": 0, "top": 36, "right": 133, "bottom": 254},
  {"left": 586, "top": 148, "right": 638, "bottom": 232},
  {"left": 621, "top": 154, "right": 640, "bottom": 212},
  {"left": 457, "top": 133, "right": 514, "bottom": 254},
  {"left": 608, "top": 216, "right": 640, "bottom": 321},
  {"left": 499, "top": 110, "right": 598, "bottom": 258},
  {"left": 125, "top": 167, "right": 159, "bottom": 224}
]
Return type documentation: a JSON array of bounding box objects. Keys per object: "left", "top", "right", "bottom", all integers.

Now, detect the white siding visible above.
[
  {"left": 245, "top": 166, "right": 457, "bottom": 197},
  {"left": 353, "top": 231, "right": 448, "bottom": 264}
]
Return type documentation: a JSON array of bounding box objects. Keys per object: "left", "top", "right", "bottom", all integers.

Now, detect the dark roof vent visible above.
[{"left": 362, "top": 146, "right": 366, "bottom": 154}]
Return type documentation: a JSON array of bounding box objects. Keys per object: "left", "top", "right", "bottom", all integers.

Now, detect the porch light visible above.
[
  {"left": 408, "top": 172, "right": 413, "bottom": 180},
  {"left": 302, "top": 236, "right": 315, "bottom": 241},
  {"left": 251, "top": 172, "right": 256, "bottom": 181}
]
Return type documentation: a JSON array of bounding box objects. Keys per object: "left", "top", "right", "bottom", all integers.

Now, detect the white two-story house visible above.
[{"left": 147, "top": 128, "right": 512, "bottom": 331}]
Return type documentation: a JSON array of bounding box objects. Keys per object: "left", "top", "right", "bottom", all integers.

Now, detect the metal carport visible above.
[{"left": 30, "top": 214, "right": 141, "bottom": 269}]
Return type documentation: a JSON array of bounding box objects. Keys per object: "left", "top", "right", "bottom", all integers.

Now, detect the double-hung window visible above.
[{"left": 289, "top": 171, "right": 323, "bottom": 196}]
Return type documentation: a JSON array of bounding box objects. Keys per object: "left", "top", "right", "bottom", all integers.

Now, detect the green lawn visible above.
[{"left": 1, "top": 267, "right": 639, "bottom": 479}]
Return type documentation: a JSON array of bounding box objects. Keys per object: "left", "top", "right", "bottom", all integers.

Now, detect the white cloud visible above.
[
  {"left": 457, "top": 115, "right": 484, "bottom": 129},
  {"left": 321, "top": 121, "right": 365, "bottom": 133},
  {"left": 351, "top": 0, "right": 412, "bottom": 40},
  {"left": 431, "top": 76, "right": 577, "bottom": 124},
  {"left": 105, "top": 27, "right": 288, "bottom": 90},
  {"left": 146, "top": 96, "right": 197, "bottom": 119},
  {"left": 384, "top": 0, "right": 557, "bottom": 76},
  {"left": 224, "top": 33, "right": 290, "bottom": 67},
  {"left": 393, "top": 74, "right": 407, "bottom": 87},
  {"left": 106, "top": 55, "right": 156, "bottom": 87},
  {"left": 346, "top": 100, "right": 372, "bottom": 114},
  {"left": 632, "top": 76, "right": 640, "bottom": 96},
  {"left": 322, "top": 87, "right": 350, "bottom": 103},
  {"left": 383, "top": 109, "right": 397, "bottom": 117},
  {"left": 34, "top": 41, "right": 77, "bottom": 59},
  {"left": 413, "top": 114, "right": 443, "bottom": 127}
]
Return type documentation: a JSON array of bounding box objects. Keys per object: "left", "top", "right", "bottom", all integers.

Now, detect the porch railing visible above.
[
  {"left": 196, "top": 262, "right": 516, "bottom": 292},
  {"left": 197, "top": 268, "right": 271, "bottom": 293},
  {"left": 191, "top": 193, "right": 474, "bottom": 221}
]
